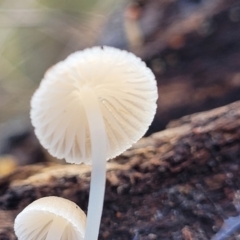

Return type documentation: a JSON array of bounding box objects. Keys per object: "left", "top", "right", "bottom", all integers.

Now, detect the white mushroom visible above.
[
  {"left": 14, "top": 196, "right": 86, "bottom": 240},
  {"left": 30, "top": 46, "right": 158, "bottom": 240}
]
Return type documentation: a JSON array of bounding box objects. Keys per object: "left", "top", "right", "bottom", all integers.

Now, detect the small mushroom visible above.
[
  {"left": 14, "top": 196, "right": 86, "bottom": 240},
  {"left": 30, "top": 46, "right": 158, "bottom": 240}
]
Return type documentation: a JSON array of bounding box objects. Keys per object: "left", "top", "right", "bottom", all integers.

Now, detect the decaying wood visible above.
[
  {"left": 1, "top": 101, "right": 240, "bottom": 239},
  {"left": 99, "top": 0, "right": 240, "bottom": 134}
]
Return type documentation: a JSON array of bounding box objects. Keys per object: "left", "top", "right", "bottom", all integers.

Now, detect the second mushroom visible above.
[{"left": 30, "top": 46, "right": 158, "bottom": 240}]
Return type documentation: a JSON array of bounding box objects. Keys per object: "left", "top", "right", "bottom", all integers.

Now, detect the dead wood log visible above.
[
  {"left": 99, "top": 0, "right": 240, "bottom": 134},
  {"left": 1, "top": 101, "right": 240, "bottom": 239}
]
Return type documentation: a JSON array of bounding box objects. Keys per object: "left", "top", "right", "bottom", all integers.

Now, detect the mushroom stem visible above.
[
  {"left": 81, "top": 89, "right": 107, "bottom": 240},
  {"left": 45, "top": 216, "right": 68, "bottom": 240}
]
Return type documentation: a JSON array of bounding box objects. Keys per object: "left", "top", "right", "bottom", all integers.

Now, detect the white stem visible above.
[
  {"left": 45, "top": 216, "right": 68, "bottom": 240},
  {"left": 82, "top": 89, "right": 107, "bottom": 240}
]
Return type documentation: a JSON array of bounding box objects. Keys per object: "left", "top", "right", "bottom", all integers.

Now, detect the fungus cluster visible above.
[{"left": 15, "top": 46, "right": 158, "bottom": 240}]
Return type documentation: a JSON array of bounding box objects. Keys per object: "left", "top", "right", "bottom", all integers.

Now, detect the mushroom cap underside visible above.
[
  {"left": 14, "top": 196, "right": 86, "bottom": 240},
  {"left": 31, "top": 46, "right": 158, "bottom": 164}
]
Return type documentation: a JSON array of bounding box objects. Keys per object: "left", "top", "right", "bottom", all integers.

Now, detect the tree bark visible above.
[
  {"left": 99, "top": 0, "right": 240, "bottom": 135},
  {"left": 1, "top": 101, "right": 240, "bottom": 239}
]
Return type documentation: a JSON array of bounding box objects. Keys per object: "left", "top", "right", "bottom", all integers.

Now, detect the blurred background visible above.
[{"left": 0, "top": 0, "right": 240, "bottom": 173}]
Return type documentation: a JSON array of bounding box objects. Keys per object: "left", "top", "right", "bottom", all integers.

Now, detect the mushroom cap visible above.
[
  {"left": 31, "top": 46, "right": 158, "bottom": 164},
  {"left": 14, "top": 196, "right": 86, "bottom": 240}
]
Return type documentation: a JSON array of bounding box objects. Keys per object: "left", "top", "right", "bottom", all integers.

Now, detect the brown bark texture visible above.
[
  {"left": 1, "top": 101, "right": 240, "bottom": 239},
  {"left": 99, "top": 0, "right": 240, "bottom": 134}
]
